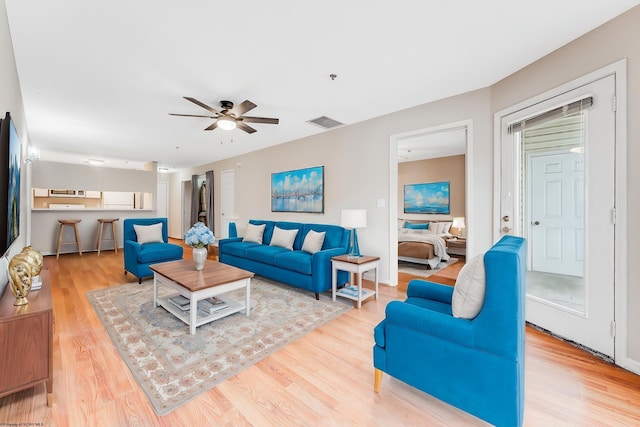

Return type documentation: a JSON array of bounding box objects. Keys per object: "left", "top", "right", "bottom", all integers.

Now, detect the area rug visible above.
[
  {"left": 86, "top": 277, "right": 352, "bottom": 416},
  {"left": 398, "top": 257, "right": 459, "bottom": 278}
]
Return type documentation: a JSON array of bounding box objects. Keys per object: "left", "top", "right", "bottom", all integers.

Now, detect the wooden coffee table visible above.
[{"left": 151, "top": 259, "right": 254, "bottom": 335}]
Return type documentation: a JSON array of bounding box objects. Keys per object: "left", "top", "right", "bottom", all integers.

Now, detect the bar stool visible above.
[
  {"left": 56, "top": 219, "right": 83, "bottom": 259},
  {"left": 96, "top": 218, "right": 119, "bottom": 255}
]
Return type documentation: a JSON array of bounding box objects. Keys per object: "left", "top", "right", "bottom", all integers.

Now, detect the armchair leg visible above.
[
  {"left": 314, "top": 292, "right": 319, "bottom": 300},
  {"left": 374, "top": 369, "right": 382, "bottom": 392}
]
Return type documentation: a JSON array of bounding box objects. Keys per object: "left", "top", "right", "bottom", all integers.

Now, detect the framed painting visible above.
[
  {"left": 404, "top": 181, "right": 450, "bottom": 214},
  {"left": 271, "top": 166, "right": 324, "bottom": 213}
]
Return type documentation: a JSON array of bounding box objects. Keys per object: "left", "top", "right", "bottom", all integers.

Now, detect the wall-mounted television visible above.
[
  {"left": 404, "top": 181, "right": 450, "bottom": 214},
  {"left": 0, "top": 112, "right": 21, "bottom": 255}
]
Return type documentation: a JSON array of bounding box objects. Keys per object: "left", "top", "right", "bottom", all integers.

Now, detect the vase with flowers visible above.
[{"left": 184, "top": 222, "right": 215, "bottom": 271}]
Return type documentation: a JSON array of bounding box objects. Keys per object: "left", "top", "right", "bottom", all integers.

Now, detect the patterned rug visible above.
[
  {"left": 398, "top": 257, "right": 459, "bottom": 278},
  {"left": 86, "top": 277, "right": 352, "bottom": 416}
]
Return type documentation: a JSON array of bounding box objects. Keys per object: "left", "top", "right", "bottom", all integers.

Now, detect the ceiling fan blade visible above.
[
  {"left": 240, "top": 116, "right": 279, "bottom": 125},
  {"left": 204, "top": 121, "right": 219, "bottom": 131},
  {"left": 230, "top": 100, "right": 257, "bottom": 116},
  {"left": 169, "top": 113, "right": 217, "bottom": 118},
  {"left": 236, "top": 121, "right": 257, "bottom": 134},
  {"left": 184, "top": 97, "right": 219, "bottom": 115}
]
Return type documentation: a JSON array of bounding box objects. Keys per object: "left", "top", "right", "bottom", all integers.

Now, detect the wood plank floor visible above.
[{"left": 1, "top": 246, "right": 639, "bottom": 426}]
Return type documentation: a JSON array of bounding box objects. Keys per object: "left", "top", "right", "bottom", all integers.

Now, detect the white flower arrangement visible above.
[{"left": 184, "top": 222, "right": 215, "bottom": 248}]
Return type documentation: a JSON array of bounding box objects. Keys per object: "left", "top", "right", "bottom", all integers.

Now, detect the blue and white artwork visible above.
[
  {"left": 271, "top": 166, "right": 324, "bottom": 213},
  {"left": 7, "top": 119, "right": 20, "bottom": 248},
  {"left": 404, "top": 181, "right": 450, "bottom": 214}
]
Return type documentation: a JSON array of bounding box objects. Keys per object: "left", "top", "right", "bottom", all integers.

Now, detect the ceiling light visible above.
[
  {"left": 217, "top": 116, "right": 236, "bottom": 130},
  {"left": 158, "top": 167, "right": 169, "bottom": 173},
  {"left": 86, "top": 158, "right": 104, "bottom": 165}
]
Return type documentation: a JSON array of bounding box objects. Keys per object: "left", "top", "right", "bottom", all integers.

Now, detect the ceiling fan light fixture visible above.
[{"left": 217, "top": 116, "right": 236, "bottom": 130}]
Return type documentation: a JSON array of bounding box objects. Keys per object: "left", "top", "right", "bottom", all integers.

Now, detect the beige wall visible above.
[
  {"left": 491, "top": 5, "right": 640, "bottom": 370},
  {"left": 397, "top": 155, "right": 466, "bottom": 221}
]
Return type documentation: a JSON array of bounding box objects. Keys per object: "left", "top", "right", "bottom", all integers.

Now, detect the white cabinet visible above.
[
  {"left": 33, "top": 188, "right": 48, "bottom": 197},
  {"left": 85, "top": 191, "right": 101, "bottom": 198}
]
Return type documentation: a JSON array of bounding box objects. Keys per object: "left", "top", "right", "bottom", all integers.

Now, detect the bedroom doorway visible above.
[
  {"left": 497, "top": 72, "right": 618, "bottom": 358},
  {"left": 389, "top": 120, "right": 472, "bottom": 287}
]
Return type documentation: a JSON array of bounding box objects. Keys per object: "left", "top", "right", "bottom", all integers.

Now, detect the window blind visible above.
[{"left": 507, "top": 96, "right": 593, "bottom": 134}]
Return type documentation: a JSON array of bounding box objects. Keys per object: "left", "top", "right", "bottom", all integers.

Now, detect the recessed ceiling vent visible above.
[{"left": 307, "top": 116, "right": 344, "bottom": 129}]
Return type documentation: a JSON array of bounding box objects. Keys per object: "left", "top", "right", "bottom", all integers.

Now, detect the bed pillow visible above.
[
  {"left": 270, "top": 226, "right": 298, "bottom": 250},
  {"left": 133, "top": 223, "right": 164, "bottom": 244},
  {"left": 243, "top": 223, "right": 267, "bottom": 244},
  {"left": 452, "top": 255, "right": 486, "bottom": 319},
  {"left": 302, "top": 230, "right": 326, "bottom": 254},
  {"left": 404, "top": 222, "right": 429, "bottom": 230},
  {"left": 442, "top": 222, "right": 453, "bottom": 234}
]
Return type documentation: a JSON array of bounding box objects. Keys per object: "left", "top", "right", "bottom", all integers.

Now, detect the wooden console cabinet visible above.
[{"left": 0, "top": 270, "right": 53, "bottom": 406}]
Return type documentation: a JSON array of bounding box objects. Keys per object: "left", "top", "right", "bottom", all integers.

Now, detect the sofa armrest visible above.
[
  {"left": 311, "top": 247, "right": 347, "bottom": 271},
  {"left": 407, "top": 279, "right": 454, "bottom": 304},
  {"left": 384, "top": 300, "right": 474, "bottom": 347},
  {"left": 218, "top": 237, "right": 242, "bottom": 253}
]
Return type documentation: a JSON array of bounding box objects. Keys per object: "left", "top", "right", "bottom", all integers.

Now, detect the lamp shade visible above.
[
  {"left": 452, "top": 217, "right": 466, "bottom": 229},
  {"left": 341, "top": 209, "right": 367, "bottom": 229}
]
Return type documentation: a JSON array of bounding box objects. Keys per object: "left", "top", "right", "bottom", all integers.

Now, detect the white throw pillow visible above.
[
  {"left": 302, "top": 230, "right": 326, "bottom": 254},
  {"left": 133, "top": 223, "right": 164, "bottom": 244},
  {"left": 270, "top": 226, "right": 298, "bottom": 250},
  {"left": 243, "top": 223, "right": 266, "bottom": 244},
  {"left": 452, "top": 255, "right": 486, "bottom": 319}
]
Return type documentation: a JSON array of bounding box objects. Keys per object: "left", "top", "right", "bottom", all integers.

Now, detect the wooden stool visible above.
[
  {"left": 96, "top": 218, "right": 119, "bottom": 256},
  {"left": 56, "top": 219, "right": 83, "bottom": 259}
]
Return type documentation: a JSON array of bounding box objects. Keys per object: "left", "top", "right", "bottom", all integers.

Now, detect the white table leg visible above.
[
  {"left": 245, "top": 278, "right": 251, "bottom": 316},
  {"left": 189, "top": 296, "right": 197, "bottom": 335},
  {"left": 153, "top": 274, "right": 158, "bottom": 307},
  {"left": 374, "top": 265, "right": 379, "bottom": 300},
  {"left": 332, "top": 265, "right": 337, "bottom": 302},
  {"left": 357, "top": 271, "right": 363, "bottom": 309}
]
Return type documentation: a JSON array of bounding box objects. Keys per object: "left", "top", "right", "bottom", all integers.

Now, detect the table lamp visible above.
[
  {"left": 452, "top": 217, "right": 466, "bottom": 238},
  {"left": 341, "top": 209, "right": 367, "bottom": 258}
]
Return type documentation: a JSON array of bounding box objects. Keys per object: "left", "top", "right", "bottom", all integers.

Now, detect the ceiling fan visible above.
[{"left": 169, "top": 97, "right": 279, "bottom": 134}]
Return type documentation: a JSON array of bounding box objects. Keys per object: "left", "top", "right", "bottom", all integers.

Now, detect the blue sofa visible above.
[
  {"left": 123, "top": 218, "right": 184, "bottom": 283},
  {"left": 218, "top": 220, "right": 350, "bottom": 299},
  {"left": 373, "top": 235, "right": 526, "bottom": 427}
]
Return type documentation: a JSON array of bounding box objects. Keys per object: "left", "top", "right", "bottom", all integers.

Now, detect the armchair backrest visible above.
[
  {"left": 474, "top": 235, "right": 526, "bottom": 360},
  {"left": 123, "top": 218, "right": 169, "bottom": 243}
]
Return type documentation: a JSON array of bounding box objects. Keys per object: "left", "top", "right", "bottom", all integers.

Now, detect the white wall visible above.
[{"left": 0, "top": 0, "right": 29, "bottom": 295}]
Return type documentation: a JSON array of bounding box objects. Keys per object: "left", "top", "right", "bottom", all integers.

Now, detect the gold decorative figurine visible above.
[{"left": 8, "top": 246, "right": 44, "bottom": 306}]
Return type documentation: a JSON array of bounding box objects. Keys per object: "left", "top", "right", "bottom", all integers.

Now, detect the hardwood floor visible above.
[{"left": 1, "top": 246, "right": 639, "bottom": 426}]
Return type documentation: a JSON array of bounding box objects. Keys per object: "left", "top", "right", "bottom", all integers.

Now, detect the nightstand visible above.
[
  {"left": 331, "top": 255, "right": 379, "bottom": 309},
  {"left": 446, "top": 238, "right": 467, "bottom": 257}
]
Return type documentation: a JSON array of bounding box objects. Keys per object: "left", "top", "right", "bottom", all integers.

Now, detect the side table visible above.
[
  {"left": 446, "top": 238, "right": 467, "bottom": 257},
  {"left": 331, "top": 254, "right": 380, "bottom": 309}
]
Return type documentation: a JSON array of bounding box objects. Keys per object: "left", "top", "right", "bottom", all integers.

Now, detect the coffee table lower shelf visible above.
[{"left": 157, "top": 293, "right": 246, "bottom": 329}]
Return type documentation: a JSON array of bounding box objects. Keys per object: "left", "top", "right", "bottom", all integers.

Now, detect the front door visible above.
[{"left": 499, "top": 74, "right": 616, "bottom": 358}]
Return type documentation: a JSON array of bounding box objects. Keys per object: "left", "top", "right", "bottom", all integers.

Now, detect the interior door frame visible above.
[
  {"left": 493, "top": 59, "right": 629, "bottom": 368},
  {"left": 388, "top": 119, "right": 474, "bottom": 286}
]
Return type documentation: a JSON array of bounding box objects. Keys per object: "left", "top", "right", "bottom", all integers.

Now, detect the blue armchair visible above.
[
  {"left": 373, "top": 236, "right": 526, "bottom": 427},
  {"left": 123, "top": 218, "right": 183, "bottom": 283}
]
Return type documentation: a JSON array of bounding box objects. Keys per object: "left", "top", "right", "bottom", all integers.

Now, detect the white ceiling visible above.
[{"left": 5, "top": 1, "right": 639, "bottom": 171}]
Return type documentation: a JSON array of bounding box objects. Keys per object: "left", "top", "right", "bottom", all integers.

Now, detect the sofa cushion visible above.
[
  {"left": 243, "top": 223, "right": 266, "bottom": 244},
  {"left": 222, "top": 241, "right": 261, "bottom": 257},
  {"left": 301, "top": 230, "right": 325, "bottom": 254},
  {"left": 133, "top": 223, "right": 164, "bottom": 244},
  {"left": 274, "top": 251, "right": 313, "bottom": 275},
  {"left": 452, "top": 255, "right": 486, "bottom": 319},
  {"left": 245, "top": 245, "right": 289, "bottom": 265},
  {"left": 270, "top": 226, "right": 298, "bottom": 250},
  {"left": 137, "top": 242, "right": 183, "bottom": 263}
]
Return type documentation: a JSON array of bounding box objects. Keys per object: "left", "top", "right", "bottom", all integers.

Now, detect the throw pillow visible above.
[
  {"left": 452, "top": 255, "right": 486, "bottom": 319},
  {"left": 133, "top": 223, "right": 164, "bottom": 244},
  {"left": 270, "top": 226, "right": 298, "bottom": 250},
  {"left": 243, "top": 223, "right": 266, "bottom": 244},
  {"left": 404, "top": 221, "right": 429, "bottom": 230},
  {"left": 302, "top": 230, "right": 326, "bottom": 254}
]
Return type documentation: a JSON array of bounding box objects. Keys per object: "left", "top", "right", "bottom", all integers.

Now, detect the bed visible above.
[{"left": 398, "top": 220, "right": 452, "bottom": 269}]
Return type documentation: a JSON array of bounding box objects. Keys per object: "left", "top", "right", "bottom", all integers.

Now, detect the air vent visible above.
[{"left": 307, "top": 116, "right": 344, "bottom": 129}]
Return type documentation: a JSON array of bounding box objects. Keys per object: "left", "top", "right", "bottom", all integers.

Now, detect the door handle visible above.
[
  {"left": 502, "top": 215, "right": 510, "bottom": 222},
  {"left": 532, "top": 221, "right": 540, "bottom": 225},
  {"left": 502, "top": 226, "right": 512, "bottom": 232}
]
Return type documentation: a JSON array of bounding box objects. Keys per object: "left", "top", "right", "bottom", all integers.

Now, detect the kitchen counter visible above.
[{"left": 31, "top": 208, "right": 157, "bottom": 256}]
